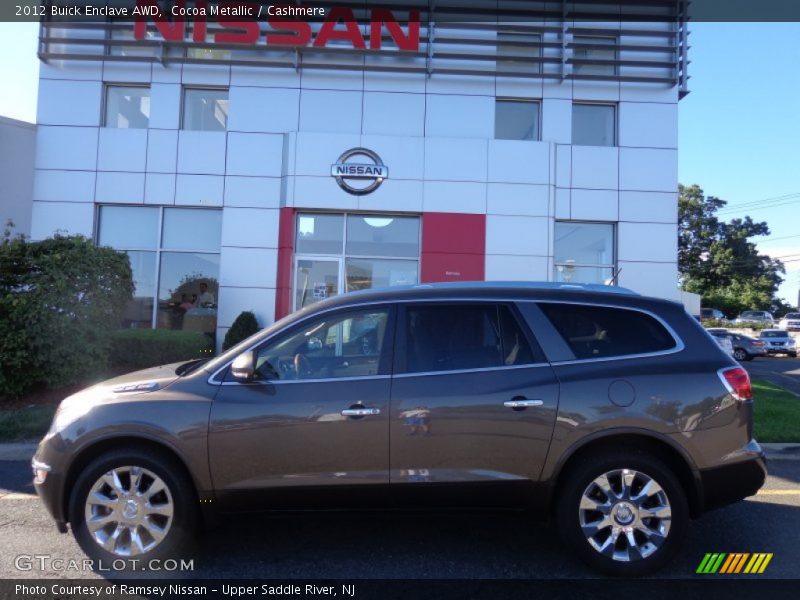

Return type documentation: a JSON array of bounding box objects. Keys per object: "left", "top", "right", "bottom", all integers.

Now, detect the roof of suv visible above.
[{"left": 305, "top": 281, "right": 685, "bottom": 314}]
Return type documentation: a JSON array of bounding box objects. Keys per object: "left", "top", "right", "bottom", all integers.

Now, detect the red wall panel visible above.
[
  {"left": 420, "top": 212, "right": 485, "bottom": 283},
  {"left": 274, "top": 207, "right": 295, "bottom": 320}
]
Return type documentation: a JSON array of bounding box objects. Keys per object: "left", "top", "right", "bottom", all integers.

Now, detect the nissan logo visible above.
[{"left": 330, "top": 148, "right": 389, "bottom": 195}]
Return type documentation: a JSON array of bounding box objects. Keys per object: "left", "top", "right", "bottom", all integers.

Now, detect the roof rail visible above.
[{"left": 409, "top": 281, "right": 639, "bottom": 295}]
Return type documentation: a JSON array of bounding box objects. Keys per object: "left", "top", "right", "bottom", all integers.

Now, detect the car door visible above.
[
  {"left": 388, "top": 302, "right": 559, "bottom": 508},
  {"left": 208, "top": 305, "right": 395, "bottom": 509}
]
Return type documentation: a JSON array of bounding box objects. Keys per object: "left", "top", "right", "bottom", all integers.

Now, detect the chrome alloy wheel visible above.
[
  {"left": 84, "top": 466, "right": 174, "bottom": 557},
  {"left": 578, "top": 468, "right": 672, "bottom": 562}
]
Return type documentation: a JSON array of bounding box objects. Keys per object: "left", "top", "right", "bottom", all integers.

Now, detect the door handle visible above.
[
  {"left": 503, "top": 399, "right": 544, "bottom": 409},
  {"left": 341, "top": 407, "right": 381, "bottom": 417}
]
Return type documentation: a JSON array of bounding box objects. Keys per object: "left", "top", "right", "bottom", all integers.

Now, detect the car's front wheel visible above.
[
  {"left": 556, "top": 450, "right": 688, "bottom": 576},
  {"left": 68, "top": 448, "right": 198, "bottom": 568}
]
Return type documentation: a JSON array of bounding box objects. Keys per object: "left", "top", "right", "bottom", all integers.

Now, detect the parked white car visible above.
[
  {"left": 778, "top": 312, "right": 800, "bottom": 332},
  {"left": 734, "top": 310, "right": 775, "bottom": 326}
]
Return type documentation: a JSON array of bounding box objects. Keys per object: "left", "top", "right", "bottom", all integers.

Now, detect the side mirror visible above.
[{"left": 230, "top": 351, "right": 255, "bottom": 381}]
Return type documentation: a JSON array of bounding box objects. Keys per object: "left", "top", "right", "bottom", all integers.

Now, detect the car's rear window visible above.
[
  {"left": 538, "top": 303, "right": 677, "bottom": 360},
  {"left": 760, "top": 331, "right": 789, "bottom": 338}
]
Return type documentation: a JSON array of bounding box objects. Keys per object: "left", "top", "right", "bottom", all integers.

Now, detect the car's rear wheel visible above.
[
  {"left": 556, "top": 450, "right": 688, "bottom": 576},
  {"left": 733, "top": 348, "right": 750, "bottom": 361},
  {"left": 68, "top": 448, "right": 198, "bottom": 569}
]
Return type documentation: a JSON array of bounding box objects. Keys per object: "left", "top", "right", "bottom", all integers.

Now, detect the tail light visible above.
[
  {"left": 718, "top": 366, "right": 753, "bottom": 401},
  {"left": 752, "top": 341, "right": 765, "bottom": 347}
]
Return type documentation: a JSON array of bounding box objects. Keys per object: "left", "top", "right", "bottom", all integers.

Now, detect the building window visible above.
[
  {"left": 554, "top": 221, "right": 616, "bottom": 285},
  {"left": 108, "top": 27, "right": 157, "bottom": 57},
  {"left": 572, "top": 35, "right": 617, "bottom": 76},
  {"left": 97, "top": 206, "right": 222, "bottom": 338},
  {"left": 572, "top": 103, "right": 616, "bottom": 146},
  {"left": 496, "top": 30, "right": 542, "bottom": 75},
  {"left": 294, "top": 213, "right": 420, "bottom": 310},
  {"left": 495, "top": 99, "right": 540, "bottom": 141},
  {"left": 182, "top": 88, "right": 229, "bottom": 131},
  {"left": 104, "top": 85, "right": 150, "bottom": 129}
]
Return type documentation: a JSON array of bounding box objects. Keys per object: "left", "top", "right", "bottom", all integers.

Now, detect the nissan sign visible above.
[{"left": 331, "top": 148, "right": 389, "bottom": 195}]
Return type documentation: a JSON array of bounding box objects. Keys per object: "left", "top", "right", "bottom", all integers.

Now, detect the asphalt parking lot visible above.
[
  {"left": 745, "top": 355, "right": 800, "bottom": 396},
  {"left": 1, "top": 456, "right": 798, "bottom": 580}
]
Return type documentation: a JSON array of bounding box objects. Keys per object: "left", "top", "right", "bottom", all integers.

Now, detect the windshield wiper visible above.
[{"left": 175, "top": 358, "right": 211, "bottom": 376}]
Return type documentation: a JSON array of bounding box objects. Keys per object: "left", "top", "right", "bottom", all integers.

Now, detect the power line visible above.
[
  {"left": 717, "top": 195, "right": 800, "bottom": 216},
  {"left": 715, "top": 191, "right": 800, "bottom": 214},
  {"left": 754, "top": 233, "right": 800, "bottom": 244}
]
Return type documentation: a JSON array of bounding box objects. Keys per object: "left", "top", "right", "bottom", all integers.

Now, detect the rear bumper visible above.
[{"left": 699, "top": 441, "right": 767, "bottom": 512}]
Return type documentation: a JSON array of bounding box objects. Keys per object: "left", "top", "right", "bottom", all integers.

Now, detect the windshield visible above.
[
  {"left": 760, "top": 331, "right": 789, "bottom": 338},
  {"left": 785, "top": 313, "right": 800, "bottom": 319},
  {"left": 741, "top": 311, "right": 765, "bottom": 318}
]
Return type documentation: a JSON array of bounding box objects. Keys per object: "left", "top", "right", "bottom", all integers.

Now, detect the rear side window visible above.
[
  {"left": 404, "top": 304, "right": 535, "bottom": 374},
  {"left": 538, "top": 303, "right": 677, "bottom": 360}
]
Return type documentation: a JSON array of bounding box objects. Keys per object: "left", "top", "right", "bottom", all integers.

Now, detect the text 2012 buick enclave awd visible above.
[{"left": 33, "top": 282, "right": 766, "bottom": 576}]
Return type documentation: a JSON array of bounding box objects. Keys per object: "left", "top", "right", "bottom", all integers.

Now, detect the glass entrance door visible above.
[{"left": 294, "top": 257, "right": 342, "bottom": 310}]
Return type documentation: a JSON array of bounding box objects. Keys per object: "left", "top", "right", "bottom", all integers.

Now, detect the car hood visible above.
[
  {"left": 96, "top": 363, "right": 185, "bottom": 391},
  {"left": 48, "top": 363, "right": 188, "bottom": 434}
]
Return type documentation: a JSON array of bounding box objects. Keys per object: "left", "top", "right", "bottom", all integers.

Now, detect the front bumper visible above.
[
  {"left": 765, "top": 346, "right": 796, "bottom": 354},
  {"left": 699, "top": 440, "right": 767, "bottom": 512},
  {"left": 31, "top": 439, "right": 69, "bottom": 533}
]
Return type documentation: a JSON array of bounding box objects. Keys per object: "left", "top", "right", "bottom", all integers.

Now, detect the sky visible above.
[{"left": 0, "top": 21, "right": 798, "bottom": 306}]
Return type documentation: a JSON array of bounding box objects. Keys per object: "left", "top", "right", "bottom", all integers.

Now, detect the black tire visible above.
[
  {"left": 68, "top": 447, "right": 198, "bottom": 570},
  {"left": 555, "top": 450, "right": 689, "bottom": 577},
  {"left": 790, "top": 353, "right": 798, "bottom": 358},
  {"left": 733, "top": 348, "right": 750, "bottom": 362}
]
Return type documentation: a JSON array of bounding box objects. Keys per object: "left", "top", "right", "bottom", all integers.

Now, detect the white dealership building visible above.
[{"left": 29, "top": 0, "right": 689, "bottom": 347}]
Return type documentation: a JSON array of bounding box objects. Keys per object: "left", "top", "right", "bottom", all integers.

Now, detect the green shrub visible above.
[
  {"left": 0, "top": 233, "right": 133, "bottom": 399},
  {"left": 110, "top": 329, "right": 214, "bottom": 371},
  {"left": 222, "top": 311, "right": 260, "bottom": 351}
]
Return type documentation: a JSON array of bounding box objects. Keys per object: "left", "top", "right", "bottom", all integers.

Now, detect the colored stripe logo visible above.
[{"left": 697, "top": 553, "right": 773, "bottom": 574}]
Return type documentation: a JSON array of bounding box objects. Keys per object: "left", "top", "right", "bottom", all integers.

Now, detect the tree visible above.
[
  {"left": 222, "top": 311, "right": 260, "bottom": 351},
  {"left": 0, "top": 232, "right": 134, "bottom": 398},
  {"left": 678, "top": 184, "right": 785, "bottom": 317}
]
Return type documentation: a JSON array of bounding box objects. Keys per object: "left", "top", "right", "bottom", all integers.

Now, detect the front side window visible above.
[
  {"left": 105, "top": 85, "right": 150, "bottom": 129},
  {"left": 253, "top": 309, "right": 390, "bottom": 381},
  {"left": 554, "top": 221, "right": 615, "bottom": 285},
  {"left": 97, "top": 206, "right": 222, "bottom": 336},
  {"left": 572, "top": 103, "right": 616, "bottom": 146},
  {"left": 572, "top": 35, "right": 617, "bottom": 76},
  {"left": 404, "top": 304, "right": 535, "bottom": 374},
  {"left": 495, "top": 99, "right": 540, "bottom": 141},
  {"left": 182, "top": 88, "right": 229, "bottom": 131},
  {"left": 539, "top": 303, "right": 677, "bottom": 360}
]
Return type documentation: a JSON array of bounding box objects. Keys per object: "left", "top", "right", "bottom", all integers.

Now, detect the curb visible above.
[
  {"left": 1, "top": 442, "right": 799, "bottom": 462},
  {"left": 761, "top": 443, "right": 800, "bottom": 460}
]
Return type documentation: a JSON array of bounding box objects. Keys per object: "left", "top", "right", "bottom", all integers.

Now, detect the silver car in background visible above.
[
  {"left": 734, "top": 310, "right": 775, "bottom": 326},
  {"left": 706, "top": 329, "right": 767, "bottom": 362},
  {"left": 759, "top": 329, "right": 798, "bottom": 357}
]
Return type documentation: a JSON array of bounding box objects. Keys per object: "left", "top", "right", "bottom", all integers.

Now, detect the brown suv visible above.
[{"left": 32, "top": 282, "right": 766, "bottom": 576}]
